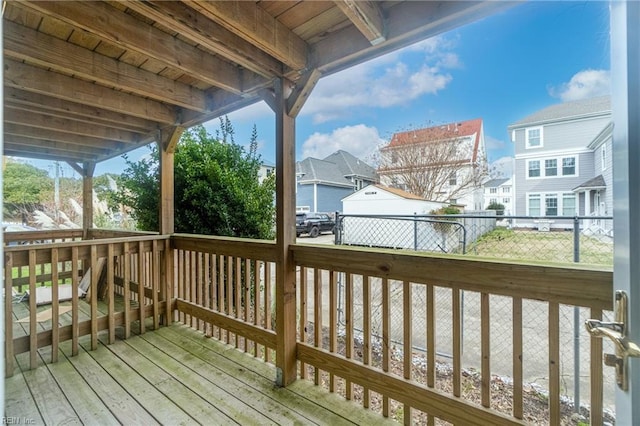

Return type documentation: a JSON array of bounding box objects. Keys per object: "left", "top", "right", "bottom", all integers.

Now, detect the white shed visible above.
[{"left": 341, "top": 184, "right": 444, "bottom": 215}]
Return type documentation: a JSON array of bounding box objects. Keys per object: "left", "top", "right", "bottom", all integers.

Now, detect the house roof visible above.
[
  {"left": 508, "top": 96, "right": 611, "bottom": 129},
  {"left": 296, "top": 157, "right": 354, "bottom": 188},
  {"left": 573, "top": 175, "right": 607, "bottom": 191},
  {"left": 373, "top": 184, "right": 428, "bottom": 201},
  {"left": 484, "top": 178, "right": 510, "bottom": 188},
  {"left": 323, "top": 150, "right": 377, "bottom": 180},
  {"left": 384, "top": 118, "right": 484, "bottom": 162}
]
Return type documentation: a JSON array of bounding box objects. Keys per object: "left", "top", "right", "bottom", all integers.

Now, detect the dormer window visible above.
[{"left": 526, "top": 127, "right": 543, "bottom": 149}]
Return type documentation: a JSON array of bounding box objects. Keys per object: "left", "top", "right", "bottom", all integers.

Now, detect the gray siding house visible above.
[
  {"left": 296, "top": 150, "right": 377, "bottom": 213},
  {"left": 508, "top": 96, "right": 612, "bottom": 229}
]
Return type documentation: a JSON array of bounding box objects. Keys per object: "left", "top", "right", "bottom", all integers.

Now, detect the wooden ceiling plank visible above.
[
  {"left": 334, "top": 1, "right": 386, "bottom": 45},
  {"left": 4, "top": 59, "right": 177, "bottom": 124},
  {"left": 4, "top": 136, "right": 113, "bottom": 156},
  {"left": 189, "top": 1, "right": 308, "bottom": 71},
  {"left": 5, "top": 123, "right": 126, "bottom": 150},
  {"left": 3, "top": 88, "right": 158, "bottom": 134},
  {"left": 20, "top": 0, "right": 259, "bottom": 95},
  {"left": 123, "top": 1, "right": 283, "bottom": 78},
  {"left": 4, "top": 149, "right": 90, "bottom": 163},
  {"left": 5, "top": 107, "right": 141, "bottom": 143},
  {"left": 4, "top": 21, "right": 209, "bottom": 112}
]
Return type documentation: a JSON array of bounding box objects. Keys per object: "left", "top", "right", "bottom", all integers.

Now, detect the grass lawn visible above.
[{"left": 466, "top": 227, "right": 613, "bottom": 266}]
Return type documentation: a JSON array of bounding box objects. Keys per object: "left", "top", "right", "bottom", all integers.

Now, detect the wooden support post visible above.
[
  {"left": 271, "top": 78, "right": 297, "bottom": 386},
  {"left": 158, "top": 126, "right": 184, "bottom": 327},
  {"left": 82, "top": 162, "right": 95, "bottom": 239}
]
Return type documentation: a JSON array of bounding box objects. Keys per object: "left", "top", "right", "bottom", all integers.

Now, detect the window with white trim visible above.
[
  {"left": 562, "top": 193, "right": 576, "bottom": 216},
  {"left": 527, "top": 192, "right": 577, "bottom": 217},
  {"left": 503, "top": 198, "right": 510, "bottom": 204},
  {"left": 601, "top": 145, "right": 607, "bottom": 170},
  {"left": 562, "top": 157, "right": 576, "bottom": 175},
  {"left": 502, "top": 187, "right": 510, "bottom": 194},
  {"left": 528, "top": 160, "right": 540, "bottom": 177},
  {"left": 449, "top": 171, "right": 457, "bottom": 186},
  {"left": 526, "top": 156, "right": 577, "bottom": 179},
  {"left": 528, "top": 194, "right": 541, "bottom": 216},
  {"left": 490, "top": 198, "right": 497, "bottom": 204},
  {"left": 490, "top": 188, "right": 497, "bottom": 194},
  {"left": 545, "top": 194, "right": 558, "bottom": 216},
  {"left": 526, "top": 127, "right": 543, "bottom": 148},
  {"left": 545, "top": 159, "right": 558, "bottom": 176}
]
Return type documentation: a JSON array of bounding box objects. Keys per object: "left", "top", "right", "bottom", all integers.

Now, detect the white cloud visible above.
[
  {"left": 301, "top": 124, "right": 385, "bottom": 162},
  {"left": 484, "top": 135, "right": 507, "bottom": 151},
  {"left": 302, "top": 35, "right": 460, "bottom": 123},
  {"left": 549, "top": 69, "right": 610, "bottom": 102},
  {"left": 490, "top": 156, "right": 514, "bottom": 178}
]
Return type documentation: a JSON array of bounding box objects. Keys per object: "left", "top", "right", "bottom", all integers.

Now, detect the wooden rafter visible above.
[{"left": 334, "top": 1, "right": 386, "bottom": 45}]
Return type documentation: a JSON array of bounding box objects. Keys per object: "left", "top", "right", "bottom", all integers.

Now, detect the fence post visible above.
[
  {"left": 335, "top": 211, "right": 340, "bottom": 245},
  {"left": 573, "top": 216, "right": 580, "bottom": 413}
]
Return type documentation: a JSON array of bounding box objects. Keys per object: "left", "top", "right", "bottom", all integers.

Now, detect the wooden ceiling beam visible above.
[
  {"left": 3, "top": 147, "right": 91, "bottom": 163},
  {"left": 311, "top": 1, "right": 511, "bottom": 75},
  {"left": 5, "top": 123, "right": 128, "bottom": 151},
  {"left": 3, "top": 88, "right": 158, "bottom": 134},
  {"left": 20, "top": 0, "right": 264, "bottom": 95},
  {"left": 189, "top": 1, "right": 308, "bottom": 71},
  {"left": 4, "top": 136, "right": 112, "bottom": 156},
  {"left": 334, "top": 1, "right": 386, "bottom": 45},
  {"left": 287, "top": 69, "right": 322, "bottom": 118},
  {"left": 4, "top": 20, "right": 209, "bottom": 112},
  {"left": 5, "top": 107, "right": 141, "bottom": 143},
  {"left": 4, "top": 59, "right": 177, "bottom": 124},
  {"left": 123, "top": 1, "right": 283, "bottom": 79}
]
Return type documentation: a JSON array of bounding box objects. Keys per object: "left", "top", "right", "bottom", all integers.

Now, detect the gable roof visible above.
[
  {"left": 296, "top": 157, "right": 354, "bottom": 188},
  {"left": 376, "top": 184, "right": 427, "bottom": 200},
  {"left": 573, "top": 175, "right": 606, "bottom": 191},
  {"left": 384, "top": 118, "right": 484, "bottom": 162},
  {"left": 323, "top": 150, "right": 377, "bottom": 180},
  {"left": 484, "top": 178, "right": 510, "bottom": 188},
  {"left": 508, "top": 96, "right": 611, "bottom": 129}
]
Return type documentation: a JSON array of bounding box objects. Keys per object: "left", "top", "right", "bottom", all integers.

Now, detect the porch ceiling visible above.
[{"left": 2, "top": 1, "right": 512, "bottom": 165}]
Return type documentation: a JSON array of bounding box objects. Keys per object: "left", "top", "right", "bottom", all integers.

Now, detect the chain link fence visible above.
[
  {"left": 330, "top": 213, "right": 615, "bottom": 412},
  {"left": 336, "top": 214, "right": 613, "bottom": 265}
]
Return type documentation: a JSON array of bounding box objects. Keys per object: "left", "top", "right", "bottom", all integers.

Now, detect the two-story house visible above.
[
  {"left": 377, "top": 118, "right": 487, "bottom": 211},
  {"left": 483, "top": 177, "right": 513, "bottom": 215},
  {"left": 508, "top": 95, "right": 611, "bottom": 229},
  {"left": 296, "top": 150, "right": 377, "bottom": 213}
]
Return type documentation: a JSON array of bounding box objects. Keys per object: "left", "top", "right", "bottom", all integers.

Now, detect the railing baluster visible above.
[
  {"left": 163, "top": 239, "right": 172, "bottom": 326},
  {"left": 204, "top": 253, "right": 211, "bottom": 337},
  {"left": 299, "top": 266, "right": 308, "bottom": 378},
  {"left": 191, "top": 251, "right": 197, "bottom": 330},
  {"left": 244, "top": 258, "right": 250, "bottom": 352},
  {"left": 28, "top": 249, "right": 37, "bottom": 369},
  {"left": 452, "top": 287, "right": 461, "bottom": 397},
  {"left": 226, "top": 255, "right": 233, "bottom": 343},
  {"left": 235, "top": 256, "right": 241, "bottom": 348},
  {"left": 513, "top": 297, "right": 523, "bottom": 419},
  {"left": 363, "top": 274, "right": 371, "bottom": 408},
  {"left": 481, "top": 292, "right": 490, "bottom": 408},
  {"left": 152, "top": 240, "right": 159, "bottom": 330},
  {"left": 218, "top": 254, "right": 224, "bottom": 341},
  {"left": 196, "top": 251, "right": 203, "bottom": 332},
  {"left": 90, "top": 245, "right": 98, "bottom": 350},
  {"left": 314, "top": 267, "right": 322, "bottom": 386},
  {"left": 329, "top": 270, "right": 337, "bottom": 393},
  {"left": 382, "top": 277, "right": 390, "bottom": 417},
  {"left": 51, "top": 248, "right": 59, "bottom": 363},
  {"left": 138, "top": 241, "right": 145, "bottom": 335},
  {"left": 590, "top": 307, "right": 603, "bottom": 425},
  {"left": 107, "top": 244, "right": 115, "bottom": 343},
  {"left": 5, "top": 252, "right": 14, "bottom": 377},
  {"left": 210, "top": 254, "right": 217, "bottom": 338},
  {"left": 123, "top": 242, "right": 131, "bottom": 339},
  {"left": 403, "top": 280, "right": 412, "bottom": 424},
  {"left": 72, "top": 246, "right": 79, "bottom": 353},
  {"left": 264, "top": 261, "right": 272, "bottom": 362},
  {"left": 549, "top": 302, "right": 560, "bottom": 424},
  {"left": 253, "top": 259, "right": 260, "bottom": 358},
  {"left": 426, "top": 284, "right": 435, "bottom": 389},
  {"left": 345, "top": 273, "right": 353, "bottom": 400}
]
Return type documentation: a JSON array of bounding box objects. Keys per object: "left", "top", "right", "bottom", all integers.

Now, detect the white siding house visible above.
[
  {"left": 483, "top": 177, "right": 513, "bottom": 214},
  {"left": 508, "top": 96, "right": 612, "bottom": 229}
]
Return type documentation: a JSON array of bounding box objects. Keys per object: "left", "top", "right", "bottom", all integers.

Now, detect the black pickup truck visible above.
[{"left": 295, "top": 212, "right": 335, "bottom": 238}]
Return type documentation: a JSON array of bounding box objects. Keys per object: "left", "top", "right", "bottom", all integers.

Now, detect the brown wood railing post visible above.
[{"left": 5, "top": 252, "right": 14, "bottom": 377}]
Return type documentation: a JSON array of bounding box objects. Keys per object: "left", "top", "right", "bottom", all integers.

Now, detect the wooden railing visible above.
[
  {"left": 292, "top": 244, "right": 614, "bottom": 425},
  {"left": 171, "top": 234, "right": 278, "bottom": 363},
  {"left": 4, "top": 235, "right": 170, "bottom": 377},
  {"left": 4, "top": 232, "right": 615, "bottom": 424},
  {"left": 4, "top": 228, "right": 83, "bottom": 246}
]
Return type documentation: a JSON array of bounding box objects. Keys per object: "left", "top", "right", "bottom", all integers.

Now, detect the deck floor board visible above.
[{"left": 5, "top": 322, "right": 395, "bottom": 425}]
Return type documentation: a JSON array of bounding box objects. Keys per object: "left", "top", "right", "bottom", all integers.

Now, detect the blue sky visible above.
[{"left": 28, "top": 1, "right": 611, "bottom": 179}]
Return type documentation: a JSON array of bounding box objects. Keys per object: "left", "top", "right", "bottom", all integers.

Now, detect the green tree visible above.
[
  {"left": 116, "top": 122, "right": 275, "bottom": 239},
  {"left": 3, "top": 160, "right": 53, "bottom": 220}
]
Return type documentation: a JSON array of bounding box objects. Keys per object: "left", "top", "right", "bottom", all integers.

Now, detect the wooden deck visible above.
[{"left": 5, "top": 322, "right": 395, "bottom": 425}]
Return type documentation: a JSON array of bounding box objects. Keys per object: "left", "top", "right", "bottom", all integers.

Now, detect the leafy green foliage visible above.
[
  {"left": 116, "top": 122, "right": 275, "bottom": 239},
  {"left": 486, "top": 201, "right": 505, "bottom": 211},
  {"left": 430, "top": 206, "right": 461, "bottom": 215},
  {"left": 3, "top": 160, "right": 53, "bottom": 218}
]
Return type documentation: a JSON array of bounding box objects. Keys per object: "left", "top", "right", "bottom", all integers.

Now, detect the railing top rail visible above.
[
  {"left": 292, "top": 243, "right": 613, "bottom": 310},
  {"left": 4, "top": 233, "right": 170, "bottom": 253},
  {"left": 172, "top": 233, "right": 277, "bottom": 261},
  {"left": 3, "top": 228, "right": 84, "bottom": 241}
]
